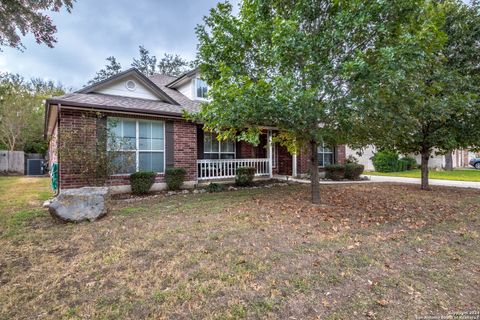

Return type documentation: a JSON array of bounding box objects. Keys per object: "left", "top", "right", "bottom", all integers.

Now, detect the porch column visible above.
[
  {"left": 292, "top": 154, "right": 297, "bottom": 177},
  {"left": 267, "top": 130, "right": 273, "bottom": 178}
]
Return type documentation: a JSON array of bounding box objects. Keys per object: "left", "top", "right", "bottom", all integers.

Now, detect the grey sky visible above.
[{"left": 0, "top": 0, "right": 235, "bottom": 90}]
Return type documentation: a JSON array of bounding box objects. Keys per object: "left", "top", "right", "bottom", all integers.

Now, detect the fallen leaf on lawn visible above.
[{"left": 377, "top": 299, "right": 389, "bottom": 306}]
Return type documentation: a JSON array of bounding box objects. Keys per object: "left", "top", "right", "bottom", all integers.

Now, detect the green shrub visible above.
[
  {"left": 130, "top": 171, "right": 156, "bottom": 195},
  {"left": 396, "top": 159, "right": 409, "bottom": 172},
  {"left": 206, "top": 183, "right": 225, "bottom": 193},
  {"left": 325, "top": 164, "right": 346, "bottom": 181},
  {"left": 165, "top": 167, "right": 186, "bottom": 190},
  {"left": 346, "top": 155, "right": 359, "bottom": 164},
  {"left": 371, "top": 151, "right": 400, "bottom": 172},
  {"left": 235, "top": 167, "right": 256, "bottom": 186},
  {"left": 344, "top": 163, "right": 365, "bottom": 180},
  {"left": 400, "top": 157, "right": 418, "bottom": 170}
]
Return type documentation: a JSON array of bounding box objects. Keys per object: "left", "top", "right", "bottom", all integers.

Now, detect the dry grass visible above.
[{"left": 0, "top": 177, "right": 479, "bottom": 319}]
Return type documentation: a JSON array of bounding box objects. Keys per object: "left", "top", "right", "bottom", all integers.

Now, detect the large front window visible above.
[
  {"left": 196, "top": 79, "right": 208, "bottom": 99},
  {"left": 318, "top": 142, "right": 334, "bottom": 167},
  {"left": 108, "top": 118, "right": 165, "bottom": 174},
  {"left": 204, "top": 132, "right": 235, "bottom": 159}
]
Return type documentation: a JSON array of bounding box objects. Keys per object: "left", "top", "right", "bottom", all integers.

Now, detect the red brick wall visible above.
[
  {"left": 238, "top": 141, "right": 255, "bottom": 158},
  {"left": 58, "top": 109, "right": 98, "bottom": 189},
  {"left": 277, "top": 145, "right": 292, "bottom": 175},
  {"left": 337, "top": 145, "right": 346, "bottom": 164},
  {"left": 173, "top": 120, "right": 197, "bottom": 181},
  {"left": 57, "top": 108, "right": 198, "bottom": 190}
]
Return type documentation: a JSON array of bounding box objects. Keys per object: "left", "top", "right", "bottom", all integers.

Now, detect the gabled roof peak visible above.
[{"left": 77, "top": 68, "right": 179, "bottom": 105}]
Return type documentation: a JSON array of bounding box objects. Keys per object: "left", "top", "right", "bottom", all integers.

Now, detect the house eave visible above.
[{"left": 46, "top": 99, "right": 189, "bottom": 120}]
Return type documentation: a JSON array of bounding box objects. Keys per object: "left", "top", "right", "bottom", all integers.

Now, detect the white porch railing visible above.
[{"left": 197, "top": 158, "right": 270, "bottom": 180}]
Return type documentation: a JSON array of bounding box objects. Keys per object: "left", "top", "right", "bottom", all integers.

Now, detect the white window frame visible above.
[
  {"left": 108, "top": 117, "right": 166, "bottom": 174},
  {"left": 203, "top": 132, "right": 236, "bottom": 159},
  {"left": 194, "top": 78, "right": 209, "bottom": 101},
  {"left": 317, "top": 142, "right": 334, "bottom": 168}
]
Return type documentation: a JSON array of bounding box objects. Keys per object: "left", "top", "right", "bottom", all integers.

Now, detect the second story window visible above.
[{"left": 196, "top": 79, "right": 208, "bottom": 99}]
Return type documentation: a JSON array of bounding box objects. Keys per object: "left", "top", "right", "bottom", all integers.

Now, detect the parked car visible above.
[{"left": 470, "top": 157, "right": 480, "bottom": 169}]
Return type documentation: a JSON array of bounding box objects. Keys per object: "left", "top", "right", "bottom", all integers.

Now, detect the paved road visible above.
[{"left": 364, "top": 175, "right": 480, "bottom": 189}]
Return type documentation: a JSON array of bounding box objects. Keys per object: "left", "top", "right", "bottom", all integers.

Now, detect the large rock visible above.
[{"left": 49, "top": 187, "right": 110, "bottom": 222}]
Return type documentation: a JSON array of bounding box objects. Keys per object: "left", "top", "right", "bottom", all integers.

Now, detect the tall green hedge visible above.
[{"left": 371, "top": 151, "right": 400, "bottom": 172}]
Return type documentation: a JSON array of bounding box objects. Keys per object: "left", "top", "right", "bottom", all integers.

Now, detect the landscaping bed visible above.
[{"left": 0, "top": 176, "right": 479, "bottom": 319}]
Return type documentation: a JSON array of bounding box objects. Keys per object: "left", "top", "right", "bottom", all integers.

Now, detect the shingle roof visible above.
[
  {"left": 46, "top": 69, "right": 201, "bottom": 117},
  {"left": 48, "top": 92, "right": 200, "bottom": 117}
]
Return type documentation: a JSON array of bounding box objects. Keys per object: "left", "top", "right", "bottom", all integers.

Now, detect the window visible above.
[
  {"left": 204, "top": 132, "right": 235, "bottom": 159},
  {"left": 318, "top": 142, "right": 334, "bottom": 167},
  {"left": 196, "top": 79, "right": 208, "bottom": 99},
  {"left": 108, "top": 118, "right": 165, "bottom": 174}
]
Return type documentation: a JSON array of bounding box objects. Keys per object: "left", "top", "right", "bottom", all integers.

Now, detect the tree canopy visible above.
[
  {"left": 195, "top": 0, "right": 428, "bottom": 203},
  {"left": 88, "top": 46, "right": 194, "bottom": 84},
  {"left": 0, "top": 73, "right": 67, "bottom": 153},
  {"left": 345, "top": 0, "right": 480, "bottom": 190},
  {"left": 0, "top": 0, "right": 74, "bottom": 51}
]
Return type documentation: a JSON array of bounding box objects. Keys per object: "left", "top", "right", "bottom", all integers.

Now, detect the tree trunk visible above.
[
  {"left": 444, "top": 152, "right": 453, "bottom": 171},
  {"left": 420, "top": 150, "right": 431, "bottom": 190},
  {"left": 310, "top": 140, "right": 320, "bottom": 204}
]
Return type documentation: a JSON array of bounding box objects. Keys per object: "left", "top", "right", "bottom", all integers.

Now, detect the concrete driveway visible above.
[{"left": 364, "top": 175, "right": 480, "bottom": 189}]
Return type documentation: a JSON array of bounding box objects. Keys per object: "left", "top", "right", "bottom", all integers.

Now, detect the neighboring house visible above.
[
  {"left": 44, "top": 68, "right": 346, "bottom": 193},
  {"left": 346, "top": 146, "right": 474, "bottom": 171}
]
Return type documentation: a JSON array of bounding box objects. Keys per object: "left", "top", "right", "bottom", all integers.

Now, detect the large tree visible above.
[
  {"left": 157, "top": 53, "right": 194, "bottom": 76},
  {"left": 0, "top": 0, "right": 74, "bottom": 50},
  {"left": 88, "top": 56, "right": 122, "bottom": 85},
  {"left": 194, "top": 0, "right": 425, "bottom": 203},
  {"left": 131, "top": 45, "right": 158, "bottom": 76},
  {"left": 0, "top": 73, "right": 66, "bottom": 153},
  {"left": 347, "top": 0, "right": 480, "bottom": 190}
]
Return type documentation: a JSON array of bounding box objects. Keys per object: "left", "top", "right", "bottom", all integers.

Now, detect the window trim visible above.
[
  {"left": 194, "top": 78, "right": 209, "bottom": 101},
  {"left": 317, "top": 142, "right": 335, "bottom": 168},
  {"left": 108, "top": 117, "right": 166, "bottom": 175},
  {"left": 203, "top": 132, "right": 236, "bottom": 159}
]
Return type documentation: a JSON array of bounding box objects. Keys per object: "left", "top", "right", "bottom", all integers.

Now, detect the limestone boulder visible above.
[{"left": 49, "top": 187, "right": 110, "bottom": 222}]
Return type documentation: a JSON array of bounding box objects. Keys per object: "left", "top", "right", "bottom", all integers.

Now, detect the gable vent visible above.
[{"left": 125, "top": 80, "right": 137, "bottom": 91}]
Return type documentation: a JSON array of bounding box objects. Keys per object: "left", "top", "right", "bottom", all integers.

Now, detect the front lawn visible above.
[
  {"left": 366, "top": 169, "right": 480, "bottom": 182},
  {"left": 0, "top": 177, "right": 479, "bottom": 319}
]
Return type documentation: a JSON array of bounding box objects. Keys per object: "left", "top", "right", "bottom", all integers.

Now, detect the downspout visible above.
[{"left": 55, "top": 104, "right": 62, "bottom": 196}]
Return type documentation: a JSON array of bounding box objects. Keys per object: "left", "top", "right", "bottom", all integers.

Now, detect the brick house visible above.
[{"left": 44, "top": 68, "right": 346, "bottom": 193}]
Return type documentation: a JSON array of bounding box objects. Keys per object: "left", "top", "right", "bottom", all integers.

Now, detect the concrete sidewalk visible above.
[
  {"left": 364, "top": 175, "right": 480, "bottom": 189},
  {"left": 283, "top": 175, "right": 480, "bottom": 189}
]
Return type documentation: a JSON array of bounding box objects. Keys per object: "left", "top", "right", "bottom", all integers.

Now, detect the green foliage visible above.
[
  {"left": 206, "top": 183, "right": 225, "bottom": 193},
  {"left": 0, "top": 73, "right": 66, "bottom": 152},
  {"left": 194, "top": 0, "right": 427, "bottom": 202},
  {"left": 400, "top": 157, "right": 418, "bottom": 170},
  {"left": 88, "top": 57, "right": 122, "bottom": 85},
  {"left": 0, "top": 0, "right": 74, "bottom": 50},
  {"left": 165, "top": 168, "right": 186, "bottom": 190},
  {"left": 346, "top": 0, "right": 480, "bottom": 189},
  {"left": 372, "top": 151, "right": 400, "bottom": 173},
  {"left": 344, "top": 163, "right": 365, "bottom": 180},
  {"left": 325, "top": 165, "right": 346, "bottom": 181},
  {"left": 346, "top": 155, "right": 359, "bottom": 164},
  {"left": 235, "top": 167, "right": 255, "bottom": 187},
  {"left": 130, "top": 172, "right": 156, "bottom": 195}
]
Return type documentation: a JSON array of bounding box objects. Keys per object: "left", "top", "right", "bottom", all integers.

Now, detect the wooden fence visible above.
[{"left": 0, "top": 151, "right": 25, "bottom": 174}]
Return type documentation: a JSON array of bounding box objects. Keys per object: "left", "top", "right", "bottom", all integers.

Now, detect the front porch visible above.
[
  {"left": 195, "top": 127, "right": 346, "bottom": 181},
  {"left": 195, "top": 128, "right": 297, "bottom": 181}
]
